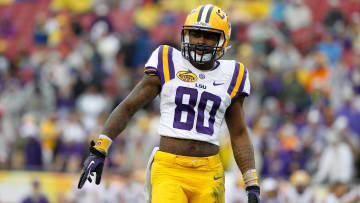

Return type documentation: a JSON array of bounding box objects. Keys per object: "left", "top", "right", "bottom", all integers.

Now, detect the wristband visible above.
[
  {"left": 93, "top": 135, "right": 113, "bottom": 154},
  {"left": 243, "top": 169, "right": 259, "bottom": 187}
]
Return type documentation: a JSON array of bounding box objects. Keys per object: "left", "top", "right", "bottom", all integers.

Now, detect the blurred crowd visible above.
[{"left": 0, "top": 0, "right": 360, "bottom": 202}]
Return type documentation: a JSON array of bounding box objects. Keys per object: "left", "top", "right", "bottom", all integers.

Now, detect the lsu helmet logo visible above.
[{"left": 177, "top": 70, "right": 198, "bottom": 82}]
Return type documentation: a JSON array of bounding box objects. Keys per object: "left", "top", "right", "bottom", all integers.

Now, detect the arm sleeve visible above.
[
  {"left": 144, "top": 46, "right": 161, "bottom": 76},
  {"left": 144, "top": 45, "right": 176, "bottom": 86},
  {"left": 242, "top": 69, "right": 251, "bottom": 96},
  {"left": 227, "top": 62, "right": 251, "bottom": 101}
]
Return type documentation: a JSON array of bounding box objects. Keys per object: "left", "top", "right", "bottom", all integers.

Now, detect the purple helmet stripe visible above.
[
  {"left": 205, "top": 5, "right": 214, "bottom": 23},
  {"left": 197, "top": 5, "right": 205, "bottom": 22}
]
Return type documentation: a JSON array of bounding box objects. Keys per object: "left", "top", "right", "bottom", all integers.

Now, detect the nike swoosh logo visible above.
[
  {"left": 213, "top": 82, "right": 224, "bottom": 86},
  {"left": 87, "top": 160, "right": 95, "bottom": 170},
  {"left": 214, "top": 176, "right": 222, "bottom": 180}
]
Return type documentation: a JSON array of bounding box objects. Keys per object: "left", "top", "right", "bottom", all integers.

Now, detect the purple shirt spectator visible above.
[
  {"left": 22, "top": 180, "right": 49, "bottom": 203},
  {"left": 337, "top": 101, "right": 360, "bottom": 137},
  {"left": 22, "top": 196, "right": 49, "bottom": 203},
  {"left": 0, "top": 16, "right": 15, "bottom": 38},
  {"left": 25, "top": 137, "right": 43, "bottom": 170}
]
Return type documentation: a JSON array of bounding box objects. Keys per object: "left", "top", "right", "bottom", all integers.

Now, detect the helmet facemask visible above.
[{"left": 181, "top": 26, "right": 226, "bottom": 65}]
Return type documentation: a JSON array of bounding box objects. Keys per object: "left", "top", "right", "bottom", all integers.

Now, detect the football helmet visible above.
[{"left": 181, "top": 4, "right": 231, "bottom": 64}]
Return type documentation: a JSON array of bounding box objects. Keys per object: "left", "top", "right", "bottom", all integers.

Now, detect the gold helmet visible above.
[{"left": 181, "top": 4, "right": 231, "bottom": 64}]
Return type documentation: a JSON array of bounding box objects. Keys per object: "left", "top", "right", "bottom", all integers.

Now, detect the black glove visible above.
[
  {"left": 246, "top": 185, "right": 260, "bottom": 203},
  {"left": 78, "top": 141, "right": 106, "bottom": 189}
]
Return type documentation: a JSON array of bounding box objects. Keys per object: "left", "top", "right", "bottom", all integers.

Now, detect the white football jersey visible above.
[{"left": 144, "top": 45, "right": 250, "bottom": 145}]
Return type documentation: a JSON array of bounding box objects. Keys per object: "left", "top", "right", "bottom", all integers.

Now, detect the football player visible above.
[{"left": 78, "top": 4, "right": 260, "bottom": 203}]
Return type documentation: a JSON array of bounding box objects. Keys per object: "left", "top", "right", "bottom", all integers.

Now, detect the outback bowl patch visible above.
[{"left": 176, "top": 70, "right": 198, "bottom": 82}]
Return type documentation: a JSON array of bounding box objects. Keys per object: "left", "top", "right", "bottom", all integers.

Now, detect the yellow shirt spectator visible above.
[
  {"left": 0, "top": 0, "right": 13, "bottom": 5},
  {"left": 51, "top": 0, "right": 92, "bottom": 13},
  {"left": 159, "top": 0, "right": 231, "bottom": 12},
  {"left": 39, "top": 116, "right": 59, "bottom": 151}
]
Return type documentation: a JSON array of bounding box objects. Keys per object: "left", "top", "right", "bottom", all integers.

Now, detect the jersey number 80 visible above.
[{"left": 173, "top": 86, "right": 221, "bottom": 136}]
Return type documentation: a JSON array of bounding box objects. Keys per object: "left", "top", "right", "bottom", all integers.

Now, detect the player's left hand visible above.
[
  {"left": 246, "top": 185, "right": 260, "bottom": 203},
  {"left": 77, "top": 141, "right": 106, "bottom": 189}
]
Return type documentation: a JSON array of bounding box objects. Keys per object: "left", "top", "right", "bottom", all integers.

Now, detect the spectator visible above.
[
  {"left": 0, "top": 50, "right": 9, "bottom": 81},
  {"left": 118, "top": 170, "right": 146, "bottom": 203},
  {"left": 317, "top": 33, "right": 343, "bottom": 66},
  {"left": 313, "top": 131, "right": 354, "bottom": 184},
  {"left": 323, "top": 182, "right": 350, "bottom": 203},
  {"left": 352, "top": 66, "right": 360, "bottom": 94},
  {"left": 267, "top": 41, "right": 301, "bottom": 73},
  {"left": 0, "top": 80, "right": 26, "bottom": 138},
  {"left": 23, "top": 76, "right": 56, "bottom": 121},
  {"left": 39, "top": 112, "right": 60, "bottom": 170},
  {"left": 285, "top": 170, "right": 317, "bottom": 203},
  {"left": 300, "top": 109, "right": 329, "bottom": 149},
  {"left": 33, "top": 12, "right": 49, "bottom": 46},
  {"left": 337, "top": 95, "right": 360, "bottom": 137},
  {"left": 100, "top": 173, "right": 123, "bottom": 202},
  {"left": 224, "top": 172, "right": 247, "bottom": 203},
  {"left": 332, "top": 116, "right": 359, "bottom": 154},
  {"left": 324, "top": 0, "right": 346, "bottom": 33},
  {"left": 261, "top": 178, "right": 286, "bottom": 203},
  {"left": 68, "top": 172, "right": 123, "bottom": 203},
  {"left": 280, "top": 71, "right": 311, "bottom": 113},
  {"left": 271, "top": 0, "right": 288, "bottom": 23},
  {"left": 89, "top": 3, "right": 113, "bottom": 43},
  {"left": 0, "top": 13, "right": 15, "bottom": 38},
  {"left": 261, "top": 67, "right": 283, "bottom": 100},
  {"left": 67, "top": 178, "right": 105, "bottom": 203},
  {"left": 0, "top": 109, "right": 8, "bottom": 169},
  {"left": 261, "top": 141, "right": 291, "bottom": 178},
  {"left": 305, "top": 52, "right": 331, "bottom": 95},
  {"left": 22, "top": 179, "right": 49, "bottom": 203},
  {"left": 341, "top": 185, "right": 360, "bottom": 203},
  {"left": 20, "top": 114, "right": 43, "bottom": 170},
  {"left": 43, "top": 11, "right": 63, "bottom": 46},
  {"left": 51, "top": 0, "right": 93, "bottom": 13},
  {"left": 76, "top": 85, "right": 108, "bottom": 132},
  {"left": 58, "top": 111, "right": 87, "bottom": 172},
  {"left": 284, "top": 0, "right": 312, "bottom": 31}
]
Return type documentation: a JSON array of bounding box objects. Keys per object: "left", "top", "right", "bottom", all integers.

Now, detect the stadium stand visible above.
[{"left": 0, "top": 0, "right": 359, "bottom": 202}]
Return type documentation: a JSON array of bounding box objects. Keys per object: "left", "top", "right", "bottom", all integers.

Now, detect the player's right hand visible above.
[
  {"left": 246, "top": 185, "right": 260, "bottom": 203},
  {"left": 77, "top": 141, "right": 106, "bottom": 189}
]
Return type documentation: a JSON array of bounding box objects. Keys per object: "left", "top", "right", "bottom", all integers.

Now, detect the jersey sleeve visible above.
[
  {"left": 227, "top": 62, "right": 251, "bottom": 101},
  {"left": 144, "top": 46, "right": 161, "bottom": 76},
  {"left": 144, "top": 45, "right": 176, "bottom": 86}
]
